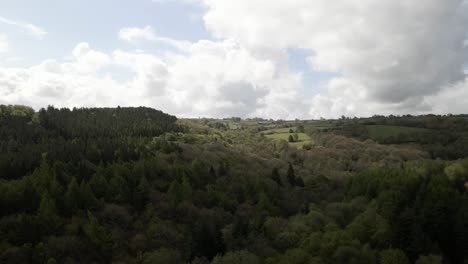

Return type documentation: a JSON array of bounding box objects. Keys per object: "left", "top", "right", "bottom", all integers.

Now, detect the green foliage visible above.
[
  {"left": 415, "top": 255, "right": 443, "bottom": 264},
  {"left": 37, "top": 191, "right": 61, "bottom": 234},
  {"left": 287, "top": 163, "right": 296, "bottom": 186},
  {"left": 0, "top": 106, "right": 467, "bottom": 263},
  {"left": 380, "top": 248, "right": 410, "bottom": 264},
  {"left": 84, "top": 211, "right": 113, "bottom": 258},
  {"left": 141, "top": 248, "right": 183, "bottom": 264},
  {"left": 212, "top": 250, "right": 260, "bottom": 264}
]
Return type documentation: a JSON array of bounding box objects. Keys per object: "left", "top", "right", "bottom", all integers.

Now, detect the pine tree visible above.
[
  {"left": 295, "top": 176, "right": 305, "bottom": 187},
  {"left": 108, "top": 175, "right": 130, "bottom": 203},
  {"left": 89, "top": 172, "right": 109, "bottom": 199},
  {"left": 181, "top": 176, "right": 192, "bottom": 201},
  {"left": 209, "top": 165, "right": 217, "bottom": 179},
  {"left": 65, "top": 177, "right": 81, "bottom": 212},
  {"left": 287, "top": 163, "right": 296, "bottom": 186},
  {"left": 22, "top": 178, "right": 40, "bottom": 214},
  {"left": 80, "top": 181, "right": 98, "bottom": 210},
  {"left": 38, "top": 191, "right": 61, "bottom": 234},
  {"left": 135, "top": 175, "right": 150, "bottom": 210},
  {"left": 168, "top": 180, "right": 183, "bottom": 206},
  {"left": 271, "top": 168, "right": 282, "bottom": 186},
  {"left": 84, "top": 211, "right": 113, "bottom": 258}
]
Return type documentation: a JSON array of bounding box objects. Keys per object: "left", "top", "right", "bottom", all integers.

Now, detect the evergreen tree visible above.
[
  {"left": 108, "top": 175, "right": 130, "bottom": 203},
  {"left": 168, "top": 180, "right": 183, "bottom": 206},
  {"left": 181, "top": 176, "right": 192, "bottom": 201},
  {"left": 271, "top": 168, "right": 282, "bottom": 186},
  {"left": 80, "top": 181, "right": 98, "bottom": 210},
  {"left": 89, "top": 172, "right": 109, "bottom": 199},
  {"left": 65, "top": 177, "right": 81, "bottom": 212},
  {"left": 37, "top": 191, "right": 61, "bottom": 234},
  {"left": 288, "top": 135, "right": 294, "bottom": 143},
  {"left": 84, "top": 211, "right": 113, "bottom": 260},
  {"left": 135, "top": 175, "right": 150, "bottom": 209},
  {"left": 22, "top": 178, "right": 40, "bottom": 214},
  {"left": 209, "top": 165, "right": 217, "bottom": 179},
  {"left": 295, "top": 176, "right": 305, "bottom": 187},
  {"left": 287, "top": 163, "right": 296, "bottom": 186},
  {"left": 293, "top": 133, "right": 299, "bottom": 142}
]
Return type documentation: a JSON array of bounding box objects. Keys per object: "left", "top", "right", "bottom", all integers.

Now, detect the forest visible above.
[{"left": 0, "top": 105, "right": 467, "bottom": 264}]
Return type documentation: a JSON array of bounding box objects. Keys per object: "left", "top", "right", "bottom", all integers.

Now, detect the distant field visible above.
[
  {"left": 366, "top": 125, "right": 427, "bottom": 141},
  {"left": 263, "top": 129, "right": 313, "bottom": 148},
  {"left": 262, "top": 127, "right": 296, "bottom": 134}
]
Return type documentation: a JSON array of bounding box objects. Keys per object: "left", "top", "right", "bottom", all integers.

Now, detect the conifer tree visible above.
[
  {"left": 181, "top": 176, "right": 192, "bottom": 201},
  {"left": 84, "top": 211, "right": 113, "bottom": 258},
  {"left": 271, "top": 168, "right": 282, "bottom": 186},
  {"left": 80, "top": 181, "right": 98, "bottom": 209},
  {"left": 168, "top": 180, "right": 183, "bottom": 206},
  {"left": 287, "top": 163, "right": 296, "bottom": 186},
  {"left": 65, "top": 177, "right": 81, "bottom": 212},
  {"left": 295, "top": 176, "right": 305, "bottom": 187},
  {"left": 89, "top": 172, "right": 109, "bottom": 199},
  {"left": 38, "top": 191, "right": 61, "bottom": 234},
  {"left": 135, "top": 175, "right": 150, "bottom": 210}
]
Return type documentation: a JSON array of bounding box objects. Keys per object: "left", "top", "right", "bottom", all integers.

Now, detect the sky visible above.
[{"left": 0, "top": 0, "right": 467, "bottom": 119}]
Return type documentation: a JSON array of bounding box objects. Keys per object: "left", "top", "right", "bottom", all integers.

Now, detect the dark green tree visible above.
[
  {"left": 287, "top": 163, "right": 296, "bottom": 186},
  {"left": 271, "top": 168, "right": 282, "bottom": 186}
]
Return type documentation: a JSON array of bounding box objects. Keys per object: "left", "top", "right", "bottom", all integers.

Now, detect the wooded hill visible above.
[{"left": 0, "top": 105, "right": 467, "bottom": 264}]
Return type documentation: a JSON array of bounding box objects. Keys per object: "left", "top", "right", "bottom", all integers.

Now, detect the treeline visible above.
[
  {"left": 0, "top": 105, "right": 180, "bottom": 180},
  {"left": 333, "top": 115, "right": 468, "bottom": 160}
]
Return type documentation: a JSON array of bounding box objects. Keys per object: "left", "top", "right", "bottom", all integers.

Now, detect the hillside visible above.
[{"left": 0, "top": 106, "right": 467, "bottom": 264}]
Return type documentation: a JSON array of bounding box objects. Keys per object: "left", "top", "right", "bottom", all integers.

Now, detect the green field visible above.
[
  {"left": 262, "top": 127, "right": 296, "bottom": 134},
  {"left": 366, "top": 125, "right": 427, "bottom": 141},
  {"left": 263, "top": 128, "right": 313, "bottom": 148}
]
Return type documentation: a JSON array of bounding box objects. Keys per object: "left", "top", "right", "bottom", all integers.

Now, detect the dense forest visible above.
[{"left": 0, "top": 105, "right": 467, "bottom": 264}]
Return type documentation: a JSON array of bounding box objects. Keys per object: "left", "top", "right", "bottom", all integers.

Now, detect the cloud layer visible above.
[
  {"left": 0, "top": 41, "right": 305, "bottom": 118},
  {"left": 199, "top": 0, "right": 468, "bottom": 117},
  {"left": 1, "top": 1, "right": 468, "bottom": 118}
]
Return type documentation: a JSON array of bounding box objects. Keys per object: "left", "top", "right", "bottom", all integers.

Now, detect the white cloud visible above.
[
  {"left": 0, "top": 16, "right": 47, "bottom": 38},
  {"left": 3, "top": 1, "right": 468, "bottom": 119},
  {"left": 424, "top": 77, "right": 468, "bottom": 115},
  {"left": 0, "top": 34, "right": 8, "bottom": 53},
  {"left": 198, "top": 0, "right": 468, "bottom": 117},
  {"left": 119, "top": 26, "right": 157, "bottom": 43},
  {"left": 0, "top": 41, "right": 306, "bottom": 119}
]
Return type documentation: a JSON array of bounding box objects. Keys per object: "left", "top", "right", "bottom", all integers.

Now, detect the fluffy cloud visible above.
[
  {"left": 198, "top": 0, "right": 468, "bottom": 117},
  {"left": 118, "top": 26, "right": 157, "bottom": 43},
  {"left": 0, "top": 41, "right": 305, "bottom": 119},
  {"left": 2, "top": 1, "right": 468, "bottom": 118},
  {"left": 0, "top": 34, "right": 7, "bottom": 53},
  {"left": 0, "top": 16, "right": 47, "bottom": 38}
]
